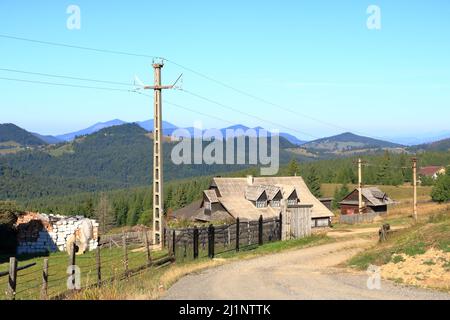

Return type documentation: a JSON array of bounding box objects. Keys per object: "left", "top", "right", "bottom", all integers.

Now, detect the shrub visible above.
[
  {"left": 0, "top": 201, "right": 20, "bottom": 254},
  {"left": 431, "top": 175, "right": 450, "bottom": 203}
]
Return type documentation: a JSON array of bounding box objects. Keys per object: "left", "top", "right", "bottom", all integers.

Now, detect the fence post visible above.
[
  {"left": 172, "top": 229, "right": 176, "bottom": 257},
  {"left": 40, "top": 258, "right": 48, "bottom": 300},
  {"left": 96, "top": 246, "right": 102, "bottom": 287},
  {"left": 208, "top": 224, "right": 215, "bottom": 259},
  {"left": 236, "top": 218, "right": 240, "bottom": 252},
  {"left": 144, "top": 229, "right": 152, "bottom": 266},
  {"left": 69, "top": 242, "right": 76, "bottom": 291},
  {"left": 123, "top": 232, "right": 129, "bottom": 276},
  {"left": 8, "top": 257, "right": 17, "bottom": 300},
  {"left": 193, "top": 226, "right": 199, "bottom": 259},
  {"left": 259, "top": 215, "right": 263, "bottom": 246},
  {"left": 279, "top": 213, "right": 283, "bottom": 241}
]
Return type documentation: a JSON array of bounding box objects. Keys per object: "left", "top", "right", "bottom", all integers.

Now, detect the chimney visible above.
[{"left": 247, "top": 175, "right": 254, "bottom": 186}]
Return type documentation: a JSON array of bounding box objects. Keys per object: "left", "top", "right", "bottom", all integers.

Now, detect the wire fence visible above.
[
  {"left": 0, "top": 229, "right": 172, "bottom": 300},
  {"left": 1, "top": 216, "right": 282, "bottom": 300}
]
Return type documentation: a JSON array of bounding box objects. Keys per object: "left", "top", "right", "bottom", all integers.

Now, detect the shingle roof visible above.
[
  {"left": 362, "top": 187, "right": 395, "bottom": 206},
  {"left": 341, "top": 187, "right": 396, "bottom": 207},
  {"left": 203, "top": 190, "right": 219, "bottom": 203},
  {"left": 259, "top": 185, "right": 282, "bottom": 200},
  {"left": 245, "top": 185, "right": 267, "bottom": 201},
  {"left": 209, "top": 176, "right": 334, "bottom": 220}
]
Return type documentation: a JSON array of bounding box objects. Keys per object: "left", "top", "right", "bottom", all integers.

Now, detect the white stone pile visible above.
[{"left": 16, "top": 213, "right": 99, "bottom": 255}]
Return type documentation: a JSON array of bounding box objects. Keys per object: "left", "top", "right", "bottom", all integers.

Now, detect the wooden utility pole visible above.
[
  {"left": 412, "top": 157, "right": 418, "bottom": 222},
  {"left": 358, "top": 158, "right": 364, "bottom": 214},
  {"left": 143, "top": 61, "right": 178, "bottom": 249}
]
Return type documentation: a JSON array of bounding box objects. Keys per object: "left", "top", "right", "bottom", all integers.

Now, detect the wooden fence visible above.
[
  {"left": 166, "top": 215, "right": 282, "bottom": 262},
  {"left": 339, "top": 211, "right": 386, "bottom": 225},
  {"left": 1, "top": 215, "right": 287, "bottom": 300}
]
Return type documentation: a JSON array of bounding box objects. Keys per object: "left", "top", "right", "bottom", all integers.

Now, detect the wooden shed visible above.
[{"left": 339, "top": 187, "right": 395, "bottom": 215}]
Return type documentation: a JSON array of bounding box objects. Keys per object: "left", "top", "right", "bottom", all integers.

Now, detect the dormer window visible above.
[
  {"left": 205, "top": 201, "right": 211, "bottom": 210},
  {"left": 287, "top": 189, "right": 299, "bottom": 207},
  {"left": 271, "top": 200, "right": 281, "bottom": 207},
  {"left": 256, "top": 200, "right": 267, "bottom": 208}
]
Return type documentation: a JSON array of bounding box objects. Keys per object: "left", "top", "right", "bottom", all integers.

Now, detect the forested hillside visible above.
[
  {"left": 0, "top": 123, "right": 305, "bottom": 201},
  {"left": 280, "top": 151, "right": 450, "bottom": 186},
  {"left": 0, "top": 123, "right": 46, "bottom": 146}
]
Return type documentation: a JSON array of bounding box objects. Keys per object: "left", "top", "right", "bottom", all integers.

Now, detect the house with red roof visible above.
[{"left": 419, "top": 166, "right": 446, "bottom": 180}]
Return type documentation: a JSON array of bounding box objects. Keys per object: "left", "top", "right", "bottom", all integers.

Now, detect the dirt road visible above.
[{"left": 163, "top": 239, "right": 450, "bottom": 300}]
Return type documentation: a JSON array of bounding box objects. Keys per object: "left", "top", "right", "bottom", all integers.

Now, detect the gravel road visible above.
[{"left": 162, "top": 239, "right": 450, "bottom": 300}]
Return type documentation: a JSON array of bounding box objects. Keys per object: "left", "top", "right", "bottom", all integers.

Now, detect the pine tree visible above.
[
  {"left": 377, "top": 151, "right": 391, "bottom": 185},
  {"left": 332, "top": 184, "right": 349, "bottom": 209},
  {"left": 306, "top": 166, "right": 322, "bottom": 198},
  {"left": 95, "top": 193, "right": 115, "bottom": 235},
  {"left": 287, "top": 159, "right": 300, "bottom": 176}
]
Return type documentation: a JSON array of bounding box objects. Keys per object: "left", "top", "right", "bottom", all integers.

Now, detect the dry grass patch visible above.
[{"left": 348, "top": 209, "right": 450, "bottom": 292}]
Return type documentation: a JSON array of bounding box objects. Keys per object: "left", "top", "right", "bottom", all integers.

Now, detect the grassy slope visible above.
[{"left": 347, "top": 210, "right": 450, "bottom": 271}]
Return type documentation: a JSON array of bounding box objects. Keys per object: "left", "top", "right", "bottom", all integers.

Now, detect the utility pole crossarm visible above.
[{"left": 143, "top": 85, "right": 174, "bottom": 90}]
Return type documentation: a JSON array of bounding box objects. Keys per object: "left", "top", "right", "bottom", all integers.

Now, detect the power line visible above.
[
  {"left": 179, "top": 88, "right": 319, "bottom": 139},
  {"left": 0, "top": 76, "right": 132, "bottom": 92},
  {"left": 0, "top": 68, "right": 133, "bottom": 87},
  {"left": 0, "top": 68, "right": 320, "bottom": 139},
  {"left": 165, "top": 58, "right": 352, "bottom": 133},
  {"left": 0, "top": 34, "right": 160, "bottom": 59},
  {"left": 134, "top": 91, "right": 235, "bottom": 125},
  {"left": 1, "top": 33, "right": 375, "bottom": 138},
  {"left": 0, "top": 75, "right": 246, "bottom": 128},
  {"left": 363, "top": 163, "right": 411, "bottom": 170}
]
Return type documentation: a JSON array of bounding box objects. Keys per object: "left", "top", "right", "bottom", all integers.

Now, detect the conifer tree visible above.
[{"left": 306, "top": 166, "right": 322, "bottom": 198}]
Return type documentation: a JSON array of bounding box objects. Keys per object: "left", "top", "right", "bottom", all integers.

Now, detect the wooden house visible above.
[
  {"left": 173, "top": 176, "right": 334, "bottom": 227},
  {"left": 339, "top": 187, "right": 395, "bottom": 215},
  {"left": 419, "top": 166, "right": 446, "bottom": 180}
]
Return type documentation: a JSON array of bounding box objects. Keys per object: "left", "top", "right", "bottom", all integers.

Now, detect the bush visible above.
[
  {"left": 431, "top": 175, "right": 450, "bottom": 203},
  {"left": 0, "top": 202, "right": 20, "bottom": 254}
]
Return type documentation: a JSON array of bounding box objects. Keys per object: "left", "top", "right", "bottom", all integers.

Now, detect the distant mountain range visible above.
[
  {"left": 300, "top": 132, "right": 405, "bottom": 155},
  {"left": 409, "top": 137, "right": 450, "bottom": 152},
  {"left": 382, "top": 131, "right": 450, "bottom": 146},
  {"left": 1, "top": 121, "right": 450, "bottom": 157},
  {"left": 37, "top": 119, "right": 307, "bottom": 146}
]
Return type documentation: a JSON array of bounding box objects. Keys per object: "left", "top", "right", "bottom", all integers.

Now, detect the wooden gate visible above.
[{"left": 282, "top": 204, "right": 312, "bottom": 240}]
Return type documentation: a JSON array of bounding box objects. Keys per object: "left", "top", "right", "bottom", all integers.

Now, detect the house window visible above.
[
  {"left": 205, "top": 201, "right": 211, "bottom": 210},
  {"left": 256, "top": 200, "right": 267, "bottom": 208},
  {"left": 287, "top": 199, "right": 297, "bottom": 206},
  {"left": 271, "top": 200, "right": 280, "bottom": 207}
]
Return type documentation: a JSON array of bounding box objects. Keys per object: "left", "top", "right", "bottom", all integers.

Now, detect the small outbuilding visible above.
[{"left": 339, "top": 187, "right": 395, "bottom": 215}]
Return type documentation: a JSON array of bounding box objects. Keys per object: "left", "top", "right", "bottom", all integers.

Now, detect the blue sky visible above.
[{"left": 0, "top": 0, "right": 449, "bottom": 141}]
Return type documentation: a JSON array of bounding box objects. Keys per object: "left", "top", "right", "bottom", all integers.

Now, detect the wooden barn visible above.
[{"left": 339, "top": 187, "right": 395, "bottom": 215}]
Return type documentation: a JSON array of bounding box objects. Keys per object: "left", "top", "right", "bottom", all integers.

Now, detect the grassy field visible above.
[
  {"left": 69, "top": 234, "right": 333, "bottom": 300},
  {"left": 0, "top": 245, "right": 167, "bottom": 300},
  {"left": 321, "top": 183, "right": 433, "bottom": 202}
]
